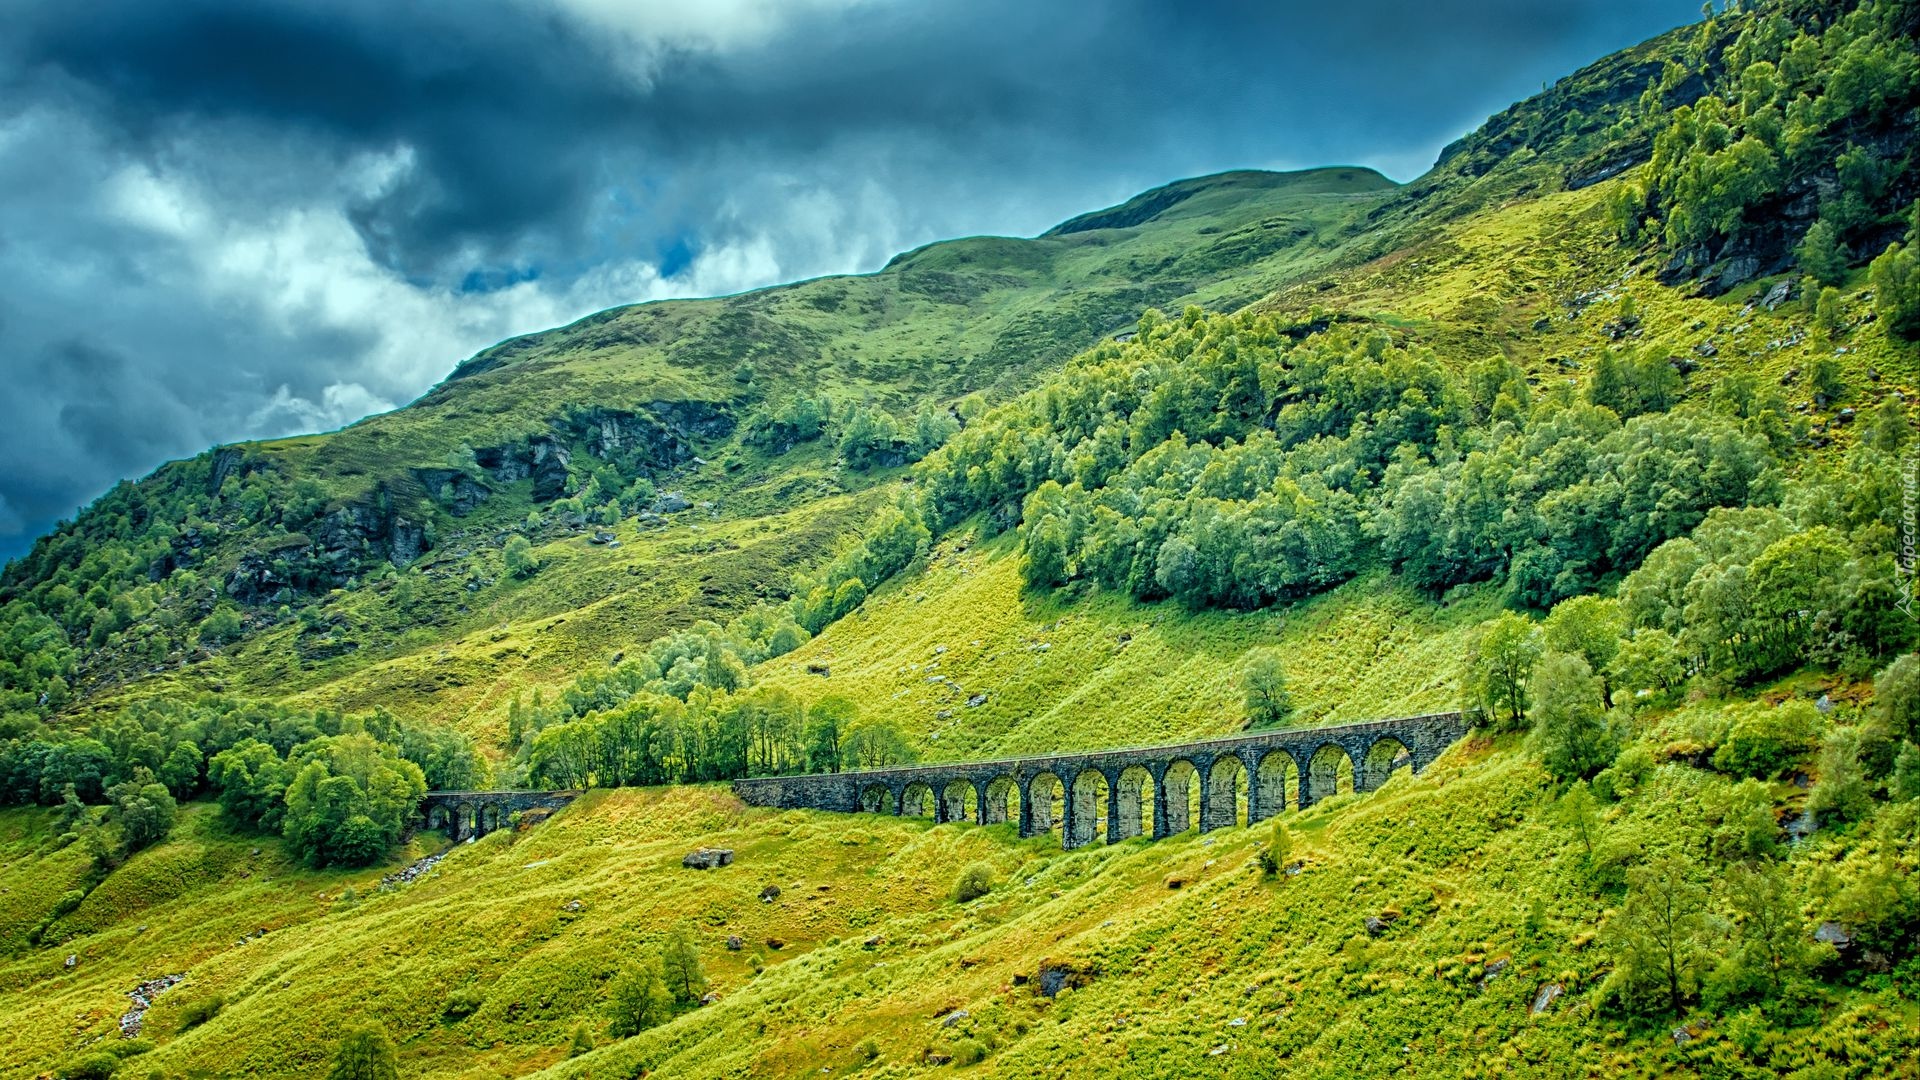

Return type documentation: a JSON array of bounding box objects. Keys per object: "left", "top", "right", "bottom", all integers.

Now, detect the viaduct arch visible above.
[
  {"left": 732, "top": 712, "right": 1466, "bottom": 848},
  {"left": 419, "top": 790, "right": 581, "bottom": 842}
]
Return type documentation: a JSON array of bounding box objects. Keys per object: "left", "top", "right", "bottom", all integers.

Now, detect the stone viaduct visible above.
[
  {"left": 732, "top": 712, "right": 1467, "bottom": 848},
  {"left": 420, "top": 790, "right": 581, "bottom": 841}
]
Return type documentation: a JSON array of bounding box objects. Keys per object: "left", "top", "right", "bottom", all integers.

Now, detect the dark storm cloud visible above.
[{"left": 0, "top": 0, "right": 1700, "bottom": 558}]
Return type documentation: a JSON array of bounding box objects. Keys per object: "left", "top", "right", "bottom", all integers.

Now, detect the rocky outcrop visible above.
[
  {"left": 412, "top": 469, "right": 492, "bottom": 516},
  {"left": 224, "top": 534, "right": 313, "bottom": 602},
  {"left": 314, "top": 498, "right": 428, "bottom": 571},
  {"left": 474, "top": 436, "right": 569, "bottom": 500},
  {"left": 470, "top": 400, "right": 733, "bottom": 505},
  {"left": 207, "top": 446, "right": 248, "bottom": 494}
]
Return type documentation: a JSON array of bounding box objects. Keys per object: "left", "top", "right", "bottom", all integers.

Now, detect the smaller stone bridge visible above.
[
  {"left": 732, "top": 712, "right": 1467, "bottom": 849},
  {"left": 420, "top": 790, "right": 581, "bottom": 841}
]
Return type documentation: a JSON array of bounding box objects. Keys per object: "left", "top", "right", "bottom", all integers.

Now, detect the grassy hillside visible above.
[
  {"left": 2, "top": 1, "right": 1919, "bottom": 1077},
  {"left": 4, "top": 721, "right": 1914, "bottom": 1080}
]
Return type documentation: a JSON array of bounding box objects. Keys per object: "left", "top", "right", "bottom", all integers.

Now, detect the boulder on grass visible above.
[{"left": 682, "top": 847, "right": 734, "bottom": 870}]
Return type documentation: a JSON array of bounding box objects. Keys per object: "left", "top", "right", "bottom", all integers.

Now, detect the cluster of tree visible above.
[
  {"left": 908, "top": 307, "right": 1790, "bottom": 615},
  {"left": 0, "top": 603, "right": 76, "bottom": 726},
  {"left": 1527, "top": 646, "right": 1920, "bottom": 1022},
  {"left": 787, "top": 499, "right": 930, "bottom": 633},
  {"left": 0, "top": 444, "right": 366, "bottom": 693},
  {"left": 1609, "top": 0, "right": 1919, "bottom": 322},
  {"left": 1376, "top": 390, "right": 1777, "bottom": 610},
  {"left": 518, "top": 674, "right": 914, "bottom": 790},
  {"left": 1468, "top": 481, "right": 1911, "bottom": 754},
  {"left": 0, "top": 696, "right": 483, "bottom": 868},
  {"left": 503, "top": 489, "right": 936, "bottom": 792},
  {"left": 542, "top": 465, "right": 658, "bottom": 530},
  {"left": 837, "top": 401, "right": 962, "bottom": 470},
  {"left": 743, "top": 391, "right": 831, "bottom": 451},
  {"left": 742, "top": 391, "right": 964, "bottom": 471},
  {"left": 606, "top": 924, "right": 708, "bottom": 1036}
]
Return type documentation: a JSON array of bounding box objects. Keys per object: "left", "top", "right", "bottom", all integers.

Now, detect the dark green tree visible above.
[
  {"left": 325, "top": 1025, "right": 399, "bottom": 1080},
  {"left": 1876, "top": 653, "right": 1920, "bottom": 742},
  {"left": 207, "top": 739, "right": 291, "bottom": 832},
  {"left": 1869, "top": 241, "right": 1920, "bottom": 340},
  {"left": 159, "top": 742, "right": 204, "bottom": 799},
  {"left": 607, "top": 959, "right": 673, "bottom": 1036},
  {"left": 1466, "top": 613, "right": 1541, "bottom": 729},
  {"left": 504, "top": 536, "right": 539, "bottom": 578},
  {"left": 282, "top": 734, "right": 427, "bottom": 868},
  {"left": 1795, "top": 219, "right": 1849, "bottom": 285},
  {"left": 107, "top": 767, "right": 176, "bottom": 854},
  {"left": 1716, "top": 861, "right": 1816, "bottom": 998},
  {"left": 1543, "top": 596, "right": 1624, "bottom": 706},
  {"left": 1603, "top": 854, "right": 1712, "bottom": 1018},
  {"left": 1240, "top": 648, "right": 1294, "bottom": 728},
  {"left": 842, "top": 719, "right": 915, "bottom": 770},
  {"left": 804, "top": 696, "right": 856, "bottom": 773},
  {"left": 660, "top": 924, "right": 707, "bottom": 1004},
  {"left": 1530, "top": 653, "right": 1618, "bottom": 782}
]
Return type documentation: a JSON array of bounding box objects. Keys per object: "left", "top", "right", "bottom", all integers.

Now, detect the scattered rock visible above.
[
  {"left": 650, "top": 491, "right": 694, "bottom": 514},
  {"left": 1761, "top": 280, "right": 1793, "bottom": 310},
  {"left": 1165, "top": 874, "right": 1188, "bottom": 890},
  {"left": 1209, "top": 1044, "right": 1229, "bottom": 1057},
  {"left": 923, "top": 1051, "right": 953, "bottom": 1066},
  {"left": 766, "top": 938, "right": 787, "bottom": 951},
  {"left": 589, "top": 530, "right": 617, "bottom": 545},
  {"left": 807, "top": 661, "right": 831, "bottom": 677},
  {"left": 760, "top": 884, "right": 782, "bottom": 902},
  {"left": 382, "top": 851, "right": 447, "bottom": 887},
  {"left": 683, "top": 848, "right": 734, "bottom": 870},
  {"left": 966, "top": 693, "right": 988, "bottom": 708},
  {"left": 1816, "top": 693, "right": 1835, "bottom": 713},
  {"left": 700, "top": 991, "right": 720, "bottom": 1007},
  {"left": 940, "top": 1009, "right": 970, "bottom": 1028},
  {"left": 1672, "top": 1026, "right": 1695, "bottom": 1046},
  {"left": 1530, "top": 983, "right": 1562, "bottom": 1016},
  {"left": 1227, "top": 1017, "right": 1247, "bottom": 1028},
  {"left": 933, "top": 645, "right": 948, "bottom": 655},
  {"left": 1036, "top": 962, "right": 1091, "bottom": 997},
  {"left": 726, "top": 935, "right": 744, "bottom": 951},
  {"left": 563, "top": 899, "right": 584, "bottom": 912},
  {"left": 863, "top": 935, "right": 885, "bottom": 948},
  {"left": 1814, "top": 921, "right": 1852, "bottom": 949},
  {"left": 1481, "top": 957, "right": 1510, "bottom": 986},
  {"left": 119, "top": 973, "right": 185, "bottom": 1038},
  {"left": 1693, "top": 341, "right": 1718, "bottom": 358},
  {"left": 65, "top": 954, "right": 77, "bottom": 968}
]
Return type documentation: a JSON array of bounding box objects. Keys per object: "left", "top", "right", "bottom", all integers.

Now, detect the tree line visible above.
[{"left": 0, "top": 696, "right": 485, "bottom": 869}]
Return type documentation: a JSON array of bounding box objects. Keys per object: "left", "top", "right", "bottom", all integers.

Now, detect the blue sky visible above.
[{"left": 0, "top": 0, "right": 1700, "bottom": 559}]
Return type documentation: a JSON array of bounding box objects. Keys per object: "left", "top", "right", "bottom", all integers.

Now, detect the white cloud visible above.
[{"left": 543, "top": 0, "right": 880, "bottom": 56}]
